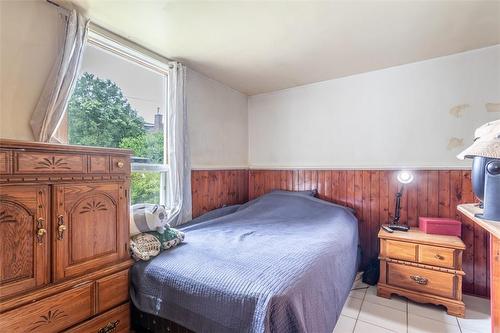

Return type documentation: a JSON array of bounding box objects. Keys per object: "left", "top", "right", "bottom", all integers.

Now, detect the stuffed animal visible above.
[
  {"left": 150, "top": 228, "right": 185, "bottom": 250},
  {"left": 130, "top": 204, "right": 169, "bottom": 236},
  {"left": 130, "top": 233, "right": 161, "bottom": 261}
]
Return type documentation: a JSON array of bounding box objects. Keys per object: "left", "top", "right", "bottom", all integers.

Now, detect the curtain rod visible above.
[
  {"left": 46, "top": 0, "right": 61, "bottom": 8},
  {"left": 46, "top": 0, "right": 71, "bottom": 15}
]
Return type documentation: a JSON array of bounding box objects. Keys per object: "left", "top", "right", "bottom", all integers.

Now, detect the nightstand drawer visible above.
[
  {"left": 384, "top": 240, "right": 418, "bottom": 262},
  {"left": 387, "top": 262, "right": 455, "bottom": 298},
  {"left": 419, "top": 245, "right": 456, "bottom": 269}
]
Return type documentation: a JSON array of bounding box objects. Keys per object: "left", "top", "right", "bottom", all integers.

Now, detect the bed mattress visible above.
[{"left": 130, "top": 191, "right": 359, "bottom": 333}]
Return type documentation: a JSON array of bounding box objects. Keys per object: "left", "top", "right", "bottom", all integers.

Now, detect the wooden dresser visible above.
[
  {"left": 377, "top": 227, "right": 466, "bottom": 317},
  {"left": 0, "top": 139, "right": 133, "bottom": 332},
  {"left": 458, "top": 204, "right": 499, "bottom": 333}
]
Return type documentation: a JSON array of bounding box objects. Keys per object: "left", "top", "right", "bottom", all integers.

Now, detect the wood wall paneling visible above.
[
  {"left": 191, "top": 168, "right": 488, "bottom": 298},
  {"left": 246, "top": 169, "right": 488, "bottom": 298},
  {"left": 191, "top": 170, "right": 249, "bottom": 218}
]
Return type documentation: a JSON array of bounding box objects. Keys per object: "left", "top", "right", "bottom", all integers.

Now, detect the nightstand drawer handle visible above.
[
  {"left": 434, "top": 254, "right": 444, "bottom": 260},
  {"left": 410, "top": 275, "right": 428, "bottom": 285}
]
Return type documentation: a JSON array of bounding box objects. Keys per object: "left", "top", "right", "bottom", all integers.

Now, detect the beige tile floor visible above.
[{"left": 334, "top": 275, "right": 491, "bottom": 333}]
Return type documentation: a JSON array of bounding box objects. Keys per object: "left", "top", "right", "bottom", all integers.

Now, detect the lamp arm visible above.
[{"left": 393, "top": 183, "right": 405, "bottom": 224}]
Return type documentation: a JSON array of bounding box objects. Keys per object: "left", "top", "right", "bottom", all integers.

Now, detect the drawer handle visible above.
[
  {"left": 410, "top": 275, "right": 428, "bottom": 285},
  {"left": 116, "top": 161, "right": 124, "bottom": 168},
  {"left": 98, "top": 320, "right": 120, "bottom": 333},
  {"left": 35, "top": 218, "right": 46, "bottom": 244},
  {"left": 57, "top": 215, "right": 66, "bottom": 240},
  {"left": 434, "top": 254, "right": 444, "bottom": 260}
]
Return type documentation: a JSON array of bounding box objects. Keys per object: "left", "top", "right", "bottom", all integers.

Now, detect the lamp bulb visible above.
[{"left": 397, "top": 171, "right": 414, "bottom": 184}]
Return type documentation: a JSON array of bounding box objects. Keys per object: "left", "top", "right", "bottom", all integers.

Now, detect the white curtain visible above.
[
  {"left": 165, "top": 62, "right": 192, "bottom": 226},
  {"left": 30, "top": 9, "right": 89, "bottom": 142}
]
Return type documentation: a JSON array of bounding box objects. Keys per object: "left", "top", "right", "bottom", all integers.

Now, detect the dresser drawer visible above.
[
  {"left": 15, "top": 151, "right": 85, "bottom": 173},
  {"left": 387, "top": 262, "right": 456, "bottom": 299},
  {"left": 96, "top": 269, "right": 129, "bottom": 313},
  {"left": 65, "top": 303, "right": 130, "bottom": 333},
  {"left": 0, "top": 283, "right": 94, "bottom": 332},
  {"left": 110, "top": 156, "right": 130, "bottom": 174},
  {"left": 419, "top": 245, "right": 456, "bottom": 269},
  {"left": 89, "top": 154, "right": 109, "bottom": 173},
  {"left": 0, "top": 149, "right": 11, "bottom": 174},
  {"left": 383, "top": 240, "right": 418, "bottom": 262}
]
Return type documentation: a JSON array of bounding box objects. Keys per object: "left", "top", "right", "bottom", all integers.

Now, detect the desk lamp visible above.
[{"left": 388, "top": 170, "right": 414, "bottom": 231}]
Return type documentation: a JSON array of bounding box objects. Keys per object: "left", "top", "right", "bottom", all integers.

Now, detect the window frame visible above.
[{"left": 63, "top": 28, "right": 171, "bottom": 204}]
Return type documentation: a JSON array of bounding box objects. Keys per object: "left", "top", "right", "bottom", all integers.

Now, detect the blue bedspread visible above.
[{"left": 130, "top": 191, "right": 359, "bottom": 333}]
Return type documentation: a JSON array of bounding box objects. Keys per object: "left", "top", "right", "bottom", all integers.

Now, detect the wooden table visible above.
[{"left": 458, "top": 204, "right": 500, "bottom": 333}]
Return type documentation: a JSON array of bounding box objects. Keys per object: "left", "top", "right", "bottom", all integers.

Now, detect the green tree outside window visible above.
[{"left": 67, "top": 73, "right": 165, "bottom": 204}]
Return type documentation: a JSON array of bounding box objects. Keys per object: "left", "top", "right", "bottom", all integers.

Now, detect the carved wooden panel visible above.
[
  {"left": 71, "top": 196, "right": 117, "bottom": 263},
  {"left": 53, "top": 182, "right": 128, "bottom": 281},
  {"left": 0, "top": 149, "right": 11, "bottom": 174},
  {"left": 0, "top": 203, "right": 34, "bottom": 281},
  {"left": 0, "top": 140, "right": 132, "bottom": 331},
  {"left": 0, "top": 185, "right": 49, "bottom": 299},
  {"left": 15, "top": 152, "right": 85, "bottom": 174},
  {"left": 0, "top": 282, "right": 93, "bottom": 332},
  {"left": 89, "top": 155, "right": 109, "bottom": 173}
]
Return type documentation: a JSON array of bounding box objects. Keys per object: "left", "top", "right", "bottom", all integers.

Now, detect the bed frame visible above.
[{"left": 131, "top": 303, "right": 193, "bottom": 333}]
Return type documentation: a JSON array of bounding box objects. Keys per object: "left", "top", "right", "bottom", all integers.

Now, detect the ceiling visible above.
[{"left": 68, "top": 0, "right": 500, "bottom": 96}]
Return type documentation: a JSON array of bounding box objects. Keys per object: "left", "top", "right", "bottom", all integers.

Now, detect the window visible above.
[{"left": 57, "top": 30, "right": 169, "bottom": 205}]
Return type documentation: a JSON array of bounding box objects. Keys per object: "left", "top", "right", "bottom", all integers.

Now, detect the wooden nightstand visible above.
[{"left": 377, "top": 227, "right": 466, "bottom": 317}]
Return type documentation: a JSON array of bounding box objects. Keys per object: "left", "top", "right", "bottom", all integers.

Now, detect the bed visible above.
[{"left": 130, "top": 190, "right": 359, "bottom": 333}]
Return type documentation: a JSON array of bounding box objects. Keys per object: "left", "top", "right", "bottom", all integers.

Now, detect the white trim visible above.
[
  {"left": 192, "top": 166, "right": 472, "bottom": 171},
  {"left": 87, "top": 29, "right": 170, "bottom": 75},
  {"left": 85, "top": 28, "right": 169, "bottom": 165},
  {"left": 84, "top": 28, "right": 171, "bottom": 206},
  {"left": 191, "top": 166, "right": 249, "bottom": 171},
  {"left": 247, "top": 165, "right": 471, "bottom": 170},
  {"left": 131, "top": 163, "right": 170, "bottom": 172}
]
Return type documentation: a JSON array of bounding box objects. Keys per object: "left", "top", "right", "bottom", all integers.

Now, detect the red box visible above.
[{"left": 418, "top": 217, "right": 461, "bottom": 237}]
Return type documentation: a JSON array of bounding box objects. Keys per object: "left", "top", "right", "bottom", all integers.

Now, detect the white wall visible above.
[
  {"left": 0, "top": 0, "right": 63, "bottom": 140},
  {"left": 2, "top": 1, "right": 498, "bottom": 170},
  {"left": 248, "top": 46, "right": 500, "bottom": 169},
  {"left": 187, "top": 69, "right": 248, "bottom": 168},
  {"left": 0, "top": 0, "right": 248, "bottom": 169}
]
